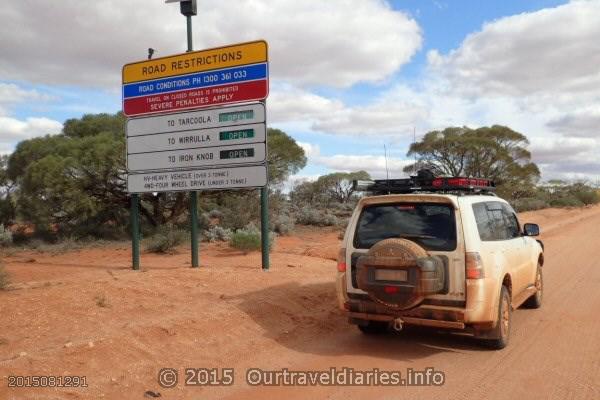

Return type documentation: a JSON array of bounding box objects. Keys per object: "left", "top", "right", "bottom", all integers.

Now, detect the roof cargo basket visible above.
[{"left": 353, "top": 169, "right": 496, "bottom": 195}]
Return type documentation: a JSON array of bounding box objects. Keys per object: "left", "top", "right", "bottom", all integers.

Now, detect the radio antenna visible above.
[
  {"left": 384, "top": 144, "right": 390, "bottom": 180},
  {"left": 413, "top": 126, "right": 417, "bottom": 174},
  {"left": 384, "top": 143, "right": 391, "bottom": 194}
]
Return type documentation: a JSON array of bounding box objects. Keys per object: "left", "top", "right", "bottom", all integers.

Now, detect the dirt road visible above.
[{"left": 1, "top": 207, "right": 599, "bottom": 399}]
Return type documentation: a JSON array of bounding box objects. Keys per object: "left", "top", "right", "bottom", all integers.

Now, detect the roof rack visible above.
[{"left": 353, "top": 169, "right": 496, "bottom": 195}]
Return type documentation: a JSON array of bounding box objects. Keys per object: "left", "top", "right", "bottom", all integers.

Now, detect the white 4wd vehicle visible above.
[{"left": 336, "top": 171, "right": 544, "bottom": 349}]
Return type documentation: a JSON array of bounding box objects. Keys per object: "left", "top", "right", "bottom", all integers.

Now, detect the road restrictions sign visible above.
[
  {"left": 122, "top": 41, "right": 268, "bottom": 117},
  {"left": 127, "top": 165, "right": 268, "bottom": 193},
  {"left": 126, "top": 103, "right": 265, "bottom": 136}
]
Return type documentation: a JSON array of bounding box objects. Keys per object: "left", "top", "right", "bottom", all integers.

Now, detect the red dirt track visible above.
[{"left": 1, "top": 207, "right": 599, "bottom": 399}]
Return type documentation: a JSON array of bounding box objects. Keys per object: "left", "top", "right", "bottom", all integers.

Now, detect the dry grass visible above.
[
  {"left": 0, "top": 262, "right": 10, "bottom": 290},
  {"left": 94, "top": 293, "right": 110, "bottom": 308}
]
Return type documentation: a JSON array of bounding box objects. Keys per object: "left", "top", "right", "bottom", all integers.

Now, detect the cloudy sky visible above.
[{"left": 1, "top": 0, "right": 599, "bottom": 183}]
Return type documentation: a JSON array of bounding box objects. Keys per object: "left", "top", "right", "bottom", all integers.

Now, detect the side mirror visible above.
[{"left": 523, "top": 223, "right": 540, "bottom": 237}]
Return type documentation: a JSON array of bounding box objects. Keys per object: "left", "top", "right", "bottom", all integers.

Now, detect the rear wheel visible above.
[
  {"left": 483, "top": 285, "right": 511, "bottom": 349},
  {"left": 357, "top": 320, "right": 389, "bottom": 335},
  {"left": 523, "top": 265, "right": 543, "bottom": 309}
]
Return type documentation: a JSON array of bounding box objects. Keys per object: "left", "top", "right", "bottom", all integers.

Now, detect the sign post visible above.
[
  {"left": 131, "top": 194, "right": 140, "bottom": 270},
  {"left": 260, "top": 186, "right": 269, "bottom": 270},
  {"left": 124, "top": 2, "right": 269, "bottom": 271},
  {"left": 182, "top": 1, "right": 199, "bottom": 268}
]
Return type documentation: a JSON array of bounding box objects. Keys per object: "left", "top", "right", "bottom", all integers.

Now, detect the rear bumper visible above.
[
  {"left": 344, "top": 291, "right": 497, "bottom": 333},
  {"left": 344, "top": 296, "right": 466, "bottom": 328},
  {"left": 348, "top": 311, "right": 465, "bottom": 329}
]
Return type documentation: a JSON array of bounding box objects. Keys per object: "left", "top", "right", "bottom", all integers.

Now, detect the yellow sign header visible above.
[{"left": 122, "top": 40, "right": 268, "bottom": 84}]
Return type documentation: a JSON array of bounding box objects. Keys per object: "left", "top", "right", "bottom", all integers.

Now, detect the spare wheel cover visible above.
[{"left": 356, "top": 238, "right": 428, "bottom": 310}]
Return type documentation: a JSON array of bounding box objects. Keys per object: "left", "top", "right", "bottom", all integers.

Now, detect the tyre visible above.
[
  {"left": 483, "top": 285, "right": 511, "bottom": 350},
  {"left": 357, "top": 320, "right": 389, "bottom": 335},
  {"left": 355, "top": 238, "right": 444, "bottom": 310},
  {"left": 523, "top": 265, "right": 543, "bottom": 309}
]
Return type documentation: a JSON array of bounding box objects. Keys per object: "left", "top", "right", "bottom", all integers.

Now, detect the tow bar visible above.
[{"left": 393, "top": 318, "right": 404, "bottom": 332}]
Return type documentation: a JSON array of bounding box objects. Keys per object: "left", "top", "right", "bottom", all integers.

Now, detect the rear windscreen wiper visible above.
[{"left": 396, "top": 234, "right": 436, "bottom": 239}]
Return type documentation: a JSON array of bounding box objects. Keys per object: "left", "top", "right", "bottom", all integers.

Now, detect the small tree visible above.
[
  {"left": 290, "top": 171, "right": 370, "bottom": 206},
  {"left": 404, "top": 125, "right": 540, "bottom": 200},
  {"left": 315, "top": 171, "right": 370, "bottom": 203}
]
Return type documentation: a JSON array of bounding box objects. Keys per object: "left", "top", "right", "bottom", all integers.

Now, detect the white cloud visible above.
[
  {"left": 297, "top": 140, "right": 411, "bottom": 179},
  {"left": 297, "top": 142, "right": 321, "bottom": 160},
  {"left": 546, "top": 108, "right": 600, "bottom": 138},
  {"left": 428, "top": 1, "right": 600, "bottom": 97},
  {"left": 0, "top": 117, "right": 63, "bottom": 143},
  {"left": 316, "top": 154, "right": 411, "bottom": 178},
  {"left": 0, "top": 83, "right": 54, "bottom": 116},
  {"left": 269, "top": 84, "right": 428, "bottom": 138},
  {"left": 312, "top": 93, "right": 427, "bottom": 137},
  {"left": 268, "top": 85, "right": 345, "bottom": 124},
  {"left": 0, "top": 0, "right": 421, "bottom": 89}
]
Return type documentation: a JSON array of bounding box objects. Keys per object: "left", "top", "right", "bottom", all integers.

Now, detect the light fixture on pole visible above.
[{"left": 165, "top": 0, "right": 197, "bottom": 16}]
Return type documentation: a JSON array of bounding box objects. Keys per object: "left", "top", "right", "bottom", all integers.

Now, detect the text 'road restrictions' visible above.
[
  {"left": 127, "top": 165, "right": 268, "bottom": 193},
  {"left": 126, "top": 103, "right": 266, "bottom": 137},
  {"left": 127, "top": 123, "right": 266, "bottom": 154},
  {"left": 127, "top": 143, "right": 266, "bottom": 172},
  {"left": 122, "top": 41, "right": 267, "bottom": 84}
]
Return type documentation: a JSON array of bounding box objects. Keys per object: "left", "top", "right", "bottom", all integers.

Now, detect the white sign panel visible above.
[
  {"left": 127, "top": 143, "right": 266, "bottom": 172},
  {"left": 126, "top": 103, "right": 266, "bottom": 137},
  {"left": 127, "top": 165, "right": 268, "bottom": 193},
  {"left": 127, "top": 123, "right": 265, "bottom": 154}
]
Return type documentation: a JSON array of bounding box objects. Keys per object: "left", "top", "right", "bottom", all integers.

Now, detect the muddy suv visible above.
[{"left": 336, "top": 171, "right": 544, "bottom": 349}]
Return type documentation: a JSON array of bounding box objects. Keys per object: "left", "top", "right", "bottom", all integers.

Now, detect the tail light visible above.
[
  {"left": 384, "top": 286, "right": 399, "bottom": 294},
  {"left": 337, "top": 248, "right": 347, "bottom": 272},
  {"left": 466, "top": 252, "right": 485, "bottom": 279}
]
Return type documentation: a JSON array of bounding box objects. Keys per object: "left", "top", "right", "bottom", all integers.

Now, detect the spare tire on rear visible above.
[{"left": 356, "top": 238, "right": 445, "bottom": 310}]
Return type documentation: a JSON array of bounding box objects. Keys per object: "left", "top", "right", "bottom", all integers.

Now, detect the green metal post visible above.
[
  {"left": 185, "top": 14, "right": 200, "bottom": 268},
  {"left": 260, "top": 186, "right": 270, "bottom": 270},
  {"left": 131, "top": 194, "right": 140, "bottom": 270},
  {"left": 190, "top": 191, "right": 199, "bottom": 268}
]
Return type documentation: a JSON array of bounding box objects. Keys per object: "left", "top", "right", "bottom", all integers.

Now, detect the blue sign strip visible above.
[{"left": 123, "top": 63, "right": 267, "bottom": 99}]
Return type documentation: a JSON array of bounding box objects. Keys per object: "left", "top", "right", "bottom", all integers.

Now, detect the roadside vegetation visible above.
[
  {"left": 144, "top": 228, "right": 187, "bottom": 254},
  {"left": 229, "top": 223, "right": 275, "bottom": 253},
  {"left": 0, "top": 262, "right": 10, "bottom": 290},
  {"left": 0, "top": 115, "right": 597, "bottom": 252},
  {"left": 402, "top": 125, "right": 599, "bottom": 211}
]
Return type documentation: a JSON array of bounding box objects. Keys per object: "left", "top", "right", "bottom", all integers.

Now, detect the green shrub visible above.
[
  {"left": 204, "top": 225, "right": 232, "bottom": 242},
  {"left": 229, "top": 223, "right": 274, "bottom": 252},
  {"left": 272, "top": 214, "right": 295, "bottom": 236},
  {"left": 549, "top": 196, "right": 583, "bottom": 208},
  {"left": 0, "top": 263, "right": 10, "bottom": 290},
  {"left": 220, "top": 194, "right": 260, "bottom": 230},
  {"left": 0, "top": 225, "right": 12, "bottom": 247},
  {"left": 295, "top": 207, "right": 339, "bottom": 227},
  {"left": 511, "top": 198, "right": 549, "bottom": 212},
  {"left": 197, "top": 212, "right": 211, "bottom": 230},
  {"left": 208, "top": 209, "right": 223, "bottom": 219},
  {"left": 572, "top": 188, "right": 600, "bottom": 205},
  {"left": 145, "top": 229, "right": 187, "bottom": 253}
]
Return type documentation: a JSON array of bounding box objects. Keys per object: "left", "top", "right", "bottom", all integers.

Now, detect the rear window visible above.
[{"left": 353, "top": 203, "right": 457, "bottom": 251}]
